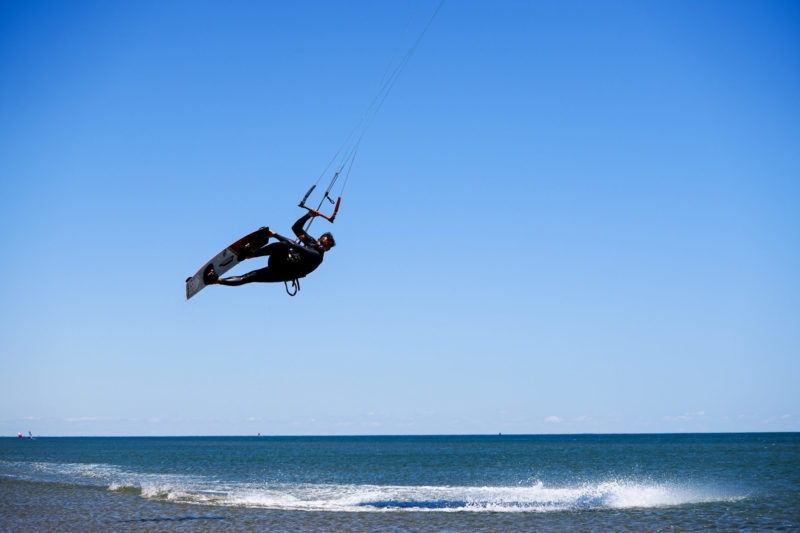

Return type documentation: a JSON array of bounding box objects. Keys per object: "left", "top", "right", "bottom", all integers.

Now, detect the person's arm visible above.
[
  {"left": 292, "top": 211, "right": 316, "bottom": 243},
  {"left": 247, "top": 235, "right": 319, "bottom": 260},
  {"left": 271, "top": 232, "right": 293, "bottom": 244}
]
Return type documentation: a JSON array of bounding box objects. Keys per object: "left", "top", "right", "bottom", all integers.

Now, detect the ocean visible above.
[{"left": 1, "top": 433, "right": 798, "bottom": 531}]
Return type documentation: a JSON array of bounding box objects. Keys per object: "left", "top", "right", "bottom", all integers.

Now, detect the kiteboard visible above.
[{"left": 185, "top": 226, "right": 273, "bottom": 299}]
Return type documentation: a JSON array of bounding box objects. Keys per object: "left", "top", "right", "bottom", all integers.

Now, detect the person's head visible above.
[{"left": 318, "top": 232, "right": 335, "bottom": 251}]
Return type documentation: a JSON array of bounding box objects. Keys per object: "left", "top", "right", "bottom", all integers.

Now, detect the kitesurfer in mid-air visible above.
[{"left": 203, "top": 210, "right": 335, "bottom": 286}]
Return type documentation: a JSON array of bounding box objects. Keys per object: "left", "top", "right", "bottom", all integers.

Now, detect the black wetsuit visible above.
[{"left": 216, "top": 213, "right": 325, "bottom": 286}]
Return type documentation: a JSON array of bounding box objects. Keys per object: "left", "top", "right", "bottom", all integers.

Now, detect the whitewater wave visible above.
[
  {"left": 199, "top": 480, "right": 742, "bottom": 512},
  {"left": 0, "top": 460, "right": 744, "bottom": 513}
]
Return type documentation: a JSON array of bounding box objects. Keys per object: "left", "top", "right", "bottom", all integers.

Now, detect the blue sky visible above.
[{"left": 1, "top": 0, "right": 798, "bottom": 436}]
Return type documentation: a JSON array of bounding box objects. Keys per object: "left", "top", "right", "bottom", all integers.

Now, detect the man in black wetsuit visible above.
[{"left": 204, "top": 211, "right": 335, "bottom": 287}]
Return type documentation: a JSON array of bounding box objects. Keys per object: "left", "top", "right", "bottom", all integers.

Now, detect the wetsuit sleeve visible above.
[
  {"left": 292, "top": 213, "right": 315, "bottom": 244},
  {"left": 271, "top": 233, "right": 293, "bottom": 244},
  {"left": 246, "top": 238, "right": 321, "bottom": 263}
]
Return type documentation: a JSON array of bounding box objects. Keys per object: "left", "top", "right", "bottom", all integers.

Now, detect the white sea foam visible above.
[
  {"left": 1, "top": 459, "right": 204, "bottom": 499},
  {"left": 1, "top": 460, "right": 743, "bottom": 513},
  {"left": 2, "top": 459, "right": 126, "bottom": 485},
  {"left": 147, "top": 480, "right": 742, "bottom": 513}
]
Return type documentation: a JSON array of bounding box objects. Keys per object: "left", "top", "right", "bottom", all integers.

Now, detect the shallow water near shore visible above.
[{"left": 2, "top": 434, "right": 799, "bottom": 531}]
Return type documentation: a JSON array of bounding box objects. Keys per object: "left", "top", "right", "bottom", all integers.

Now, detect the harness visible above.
[{"left": 285, "top": 278, "right": 300, "bottom": 296}]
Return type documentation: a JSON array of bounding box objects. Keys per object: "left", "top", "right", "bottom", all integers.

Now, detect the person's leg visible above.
[
  {"left": 216, "top": 266, "right": 288, "bottom": 286},
  {"left": 238, "top": 231, "right": 272, "bottom": 261},
  {"left": 247, "top": 242, "right": 286, "bottom": 259},
  {"left": 215, "top": 270, "right": 261, "bottom": 286},
  {"left": 205, "top": 242, "right": 293, "bottom": 286}
]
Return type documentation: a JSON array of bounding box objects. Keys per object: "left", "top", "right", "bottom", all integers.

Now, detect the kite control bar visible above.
[{"left": 298, "top": 185, "right": 341, "bottom": 223}]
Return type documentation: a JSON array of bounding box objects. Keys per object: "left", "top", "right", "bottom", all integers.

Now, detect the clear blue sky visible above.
[{"left": 1, "top": 0, "right": 798, "bottom": 436}]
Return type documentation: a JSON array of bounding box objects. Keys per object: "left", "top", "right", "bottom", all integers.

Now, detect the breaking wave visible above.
[{"left": 0, "top": 460, "right": 745, "bottom": 513}]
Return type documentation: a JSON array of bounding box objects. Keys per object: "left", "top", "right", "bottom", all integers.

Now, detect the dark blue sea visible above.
[{"left": 1, "top": 434, "right": 798, "bottom": 531}]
